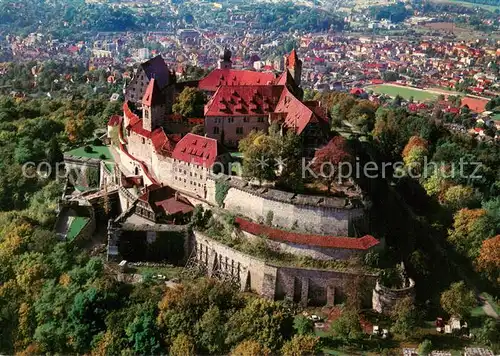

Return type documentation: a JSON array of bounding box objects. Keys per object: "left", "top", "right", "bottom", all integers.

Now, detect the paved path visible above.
[{"left": 482, "top": 299, "right": 499, "bottom": 319}]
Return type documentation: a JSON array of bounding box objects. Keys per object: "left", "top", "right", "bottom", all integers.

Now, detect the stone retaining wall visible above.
[
  {"left": 206, "top": 176, "right": 367, "bottom": 236},
  {"left": 192, "top": 231, "right": 377, "bottom": 307}
]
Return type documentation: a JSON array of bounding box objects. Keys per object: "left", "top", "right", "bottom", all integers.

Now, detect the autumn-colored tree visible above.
[
  {"left": 476, "top": 235, "right": 500, "bottom": 284},
  {"left": 170, "top": 333, "right": 195, "bottom": 356},
  {"left": 312, "top": 136, "right": 352, "bottom": 192},
  {"left": 231, "top": 340, "right": 271, "bottom": 356},
  {"left": 440, "top": 281, "right": 476, "bottom": 318},
  {"left": 281, "top": 335, "right": 319, "bottom": 356},
  {"left": 402, "top": 136, "right": 429, "bottom": 173},
  {"left": 448, "top": 208, "right": 495, "bottom": 258},
  {"left": 172, "top": 87, "right": 206, "bottom": 118},
  {"left": 443, "top": 185, "right": 476, "bottom": 210}
]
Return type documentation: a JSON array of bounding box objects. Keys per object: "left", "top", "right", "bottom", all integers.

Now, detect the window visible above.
[
  {"left": 228, "top": 117, "right": 234, "bottom": 123},
  {"left": 142, "top": 138, "right": 145, "bottom": 144},
  {"left": 213, "top": 127, "right": 220, "bottom": 134},
  {"left": 243, "top": 117, "right": 249, "bottom": 123},
  {"left": 258, "top": 117, "right": 264, "bottom": 123},
  {"left": 236, "top": 127, "right": 244, "bottom": 135}
]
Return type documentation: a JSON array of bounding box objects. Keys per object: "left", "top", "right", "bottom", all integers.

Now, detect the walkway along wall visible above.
[
  {"left": 206, "top": 175, "right": 368, "bottom": 237},
  {"left": 191, "top": 231, "right": 377, "bottom": 307}
]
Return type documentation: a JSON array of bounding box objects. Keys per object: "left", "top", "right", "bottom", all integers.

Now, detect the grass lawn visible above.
[
  {"left": 446, "top": 0, "right": 499, "bottom": 12},
  {"left": 66, "top": 145, "right": 112, "bottom": 161},
  {"left": 491, "top": 113, "right": 500, "bottom": 122},
  {"left": 67, "top": 216, "right": 90, "bottom": 241},
  {"left": 367, "top": 84, "right": 438, "bottom": 102},
  {"left": 132, "top": 265, "right": 184, "bottom": 280},
  {"left": 230, "top": 151, "right": 243, "bottom": 159}
]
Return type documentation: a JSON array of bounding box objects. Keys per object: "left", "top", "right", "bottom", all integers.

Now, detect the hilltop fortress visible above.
[{"left": 93, "top": 50, "right": 393, "bottom": 307}]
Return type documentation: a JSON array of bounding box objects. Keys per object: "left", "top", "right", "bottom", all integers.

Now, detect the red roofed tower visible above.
[
  {"left": 141, "top": 78, "right": 166, "bottom": 132},
  {"left": 284, "top": 49, "right": 303, "bottom": 87}
]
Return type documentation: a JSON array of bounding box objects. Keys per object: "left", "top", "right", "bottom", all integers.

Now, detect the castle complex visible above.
[{"left": 97, "top": 50, "right": 393, "bottom": 307}]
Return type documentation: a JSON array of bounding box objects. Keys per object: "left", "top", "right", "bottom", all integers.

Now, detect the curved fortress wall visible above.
[
  {"left": 206, "top": 176, "right": 367, "bottom": 236},
  {"left": 372, "top": 279, "right": 416, "bottom": 314},
  {"left": 191, "top": 231, "right": 377, "bottom": 307}
]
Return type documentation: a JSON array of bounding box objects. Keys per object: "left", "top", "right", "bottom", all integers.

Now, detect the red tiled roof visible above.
[
  {"left": 461, "top": 97, "right": 489, "bottom": 113},
  {"left": 205, "top": 85, "right": 284, "bottom": 117},
  {"left": 142, "top": 78, "right": 155, "bottom": 107},
  {"left": 107, "top": 115, "right": 122, "bottom": 127},
  {"left": 286, "top": 49, "right": 300, "bottom": 68},
  {"left": 198, "top": 69, "right": 276, "bottom": 92},
  {"left": 350, "top": 88, "right": 365, "bottom": 95},
  {"left": 235, "top": 217, "right": 379, "bottom": 250},
  {"left": 156, "top": 196, "right": 194, "bottom": 215},
  {"left": 273, "top": 87, "right": 327, "bottom": 135},
  {"left": 171, "top": 133, "right": 225, "bottom": 168},
  {"left": 124, "top": 101, "right": 141, "bottom": 129}
]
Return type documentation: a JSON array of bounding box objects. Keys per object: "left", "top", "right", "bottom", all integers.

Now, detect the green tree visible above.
[
  {"left": 225, "top": 299, "right": 294, "bottom": 351},
  {"left": 417, "top": 339, "right": 433, "bottom": 356},
  {"left": 239, "top": 130, "right": 278, "bottom": 185},
  {"left": 125, "top": 305, "right": 161, "bottom": 355},
  {"left": 293, "top": 315, "right": 314, "bottom": 335},
  {"left": 440, "top": 281, "right": 476, "bottom": 318},
  {"left": 172, "top": 87, "right": 206, "bottom": 118},
  {"left": 330, "top": 309, "right": 362, "bottom": 341},
  {"left": 194, "top": 306, "right": 226, "bottom": 354},
  {"left": 390, "top": 296, "right": 419, "bottom": 337},
  {"left": 277, "top": 131, "right": 304, "bottom": 192}
]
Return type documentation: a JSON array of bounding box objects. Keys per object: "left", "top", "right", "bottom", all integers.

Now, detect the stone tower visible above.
[
  {"left": 218, "top": 47, "right": 232, "bottom": 69},
  {"left": 141, "top": 78, "right": 164, "bottom": 132},
  {"left": 284, "top": 49, "right": 302, "bottom": 87}
]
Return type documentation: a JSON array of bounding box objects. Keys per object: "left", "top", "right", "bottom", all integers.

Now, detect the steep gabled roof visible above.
[
  {"left": 140, "top": 55, "right": 171, "bottom": 90},
  {"left": 142, "top": 78, "right": 155, "bottom": 107},
  {"left": 171, "top": 133, "right": 227, "bottom": 168},
  {"left": 198, "top": 69, "right": 276, "bottom": 92},
  {"left": 286, "top": 49, "right": 301, "bottom": 68},
  {"left": 204, "top": 85, "right": 284, "bottom": 117},
  {"left": 273, "top": 87, "right": 327, "bottom": 135}
]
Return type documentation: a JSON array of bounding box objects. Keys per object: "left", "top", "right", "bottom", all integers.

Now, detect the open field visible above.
[
  {"left": 367, "top": 84, "right": 439, "bottom": 102},
  {"left": 435, "top": 0, "right": 500, "bottom": 12}
]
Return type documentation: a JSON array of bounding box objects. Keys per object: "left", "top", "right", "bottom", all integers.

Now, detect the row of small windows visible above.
[
  {"left": 213, "top": 127, "right": 259, "bottom": 135},
  {"left": 213, "top": 117, "right": 265, "bottom": 123},
  {"left": 174, "top": 176, "right": 204, "bottom": 188}
]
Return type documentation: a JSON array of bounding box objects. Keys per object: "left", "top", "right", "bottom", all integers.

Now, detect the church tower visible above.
[
  {"left": 218, "top": 47, "right": 232, "bottom": 69},
  {"left": 284, "top": 49, "right": 302, "bottom": 87}
]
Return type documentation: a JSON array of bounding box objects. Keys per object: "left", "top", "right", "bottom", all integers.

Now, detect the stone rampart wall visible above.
[
  {"left": 206, "top": 178, "right": 366, "bottom": 236},
  {"left": 192, "top": 231, "right": 377, "bottom": 306}
]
